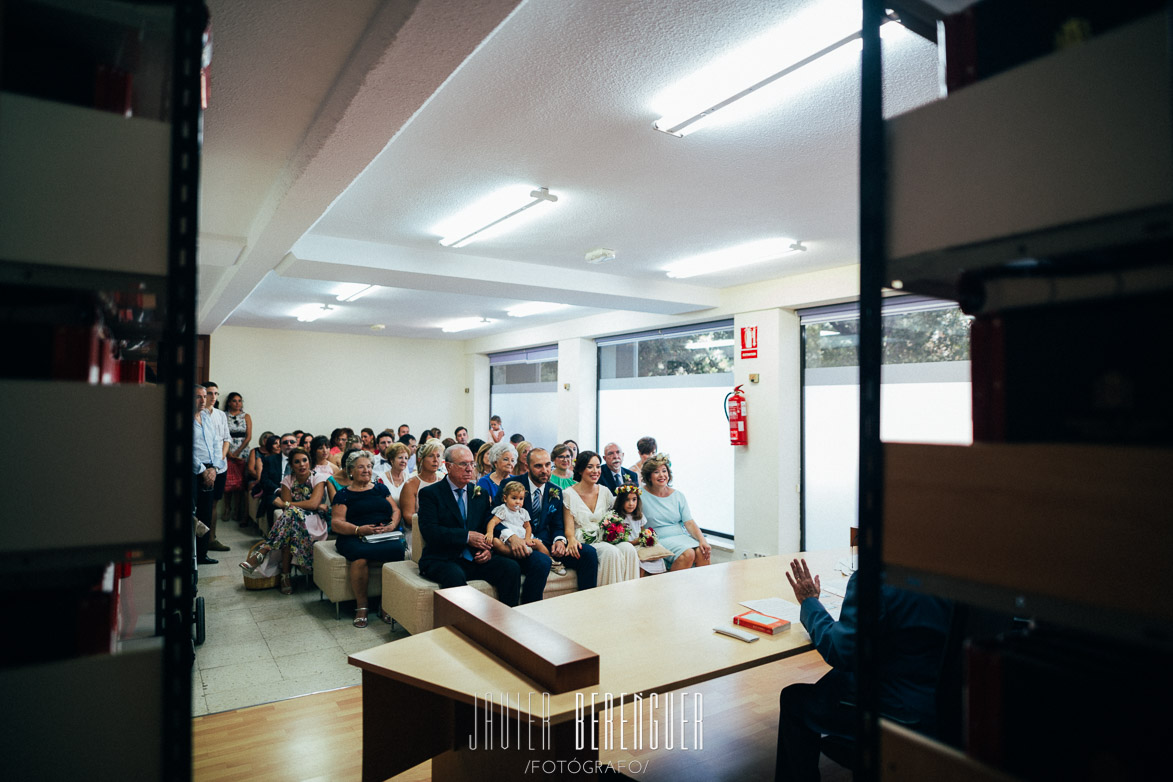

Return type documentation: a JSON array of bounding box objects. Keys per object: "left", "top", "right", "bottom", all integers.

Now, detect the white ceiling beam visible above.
[{"left": 285, "top": 236, "right": 720, "bottom": 315}]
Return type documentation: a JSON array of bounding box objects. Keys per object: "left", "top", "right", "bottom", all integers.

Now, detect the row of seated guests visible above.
[
  {"left": 412, "top": 444, "right": 713, "bottom": 625},
  {"left": 240, "top": 431, "right": 703, "bottom": 627}
]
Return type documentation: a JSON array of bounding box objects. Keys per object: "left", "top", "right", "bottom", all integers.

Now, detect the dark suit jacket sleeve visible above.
[
  {"left": 418, "top": 481, "right": 471, "bottom": 557},
  {"left": 800, "top": 571, "right": 858, "bottom": 671},
  {"left": 537, "top": 488, "right": 564, "bottom": 547}
]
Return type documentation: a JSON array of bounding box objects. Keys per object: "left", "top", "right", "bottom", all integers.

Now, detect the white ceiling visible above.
[{"left": 197, "top": 0, "right": 946, "bottom": 341}]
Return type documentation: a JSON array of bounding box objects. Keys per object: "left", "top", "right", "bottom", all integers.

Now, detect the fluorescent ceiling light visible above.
[
  {"left": 335, "top": 283, "right": 377, "bottom": 302},
  {"left": 685, "top": 338, "right": 735, "bottom": 350},
  {"left": 293, "top": 304, "right": 333, "bottom": 323},
  {"left": 435, "top": 186, "right": 558, "bottom": 249},
  {"left": 664, "top": 238, "right": 805, "bottom": 279},
  {"left": 652, "top": 2, "right": 894, "bottom": 137},
  {"left": 441, "top": 317, "right": 495, "bottom": 333},
  {"left": 507, "top": 302, "right": 566, "bottom": 318}
]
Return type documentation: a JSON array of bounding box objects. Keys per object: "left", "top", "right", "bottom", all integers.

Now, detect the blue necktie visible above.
[{"left": 457, "top": 488, "right": 473, "bottom": 560}]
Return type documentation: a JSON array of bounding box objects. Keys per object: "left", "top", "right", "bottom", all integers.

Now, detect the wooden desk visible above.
[{"left": 349, "top": 551, "right": 845, "bottom": 781}]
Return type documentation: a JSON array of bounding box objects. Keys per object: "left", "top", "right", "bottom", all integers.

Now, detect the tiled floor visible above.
[{"left": 191, "top": 518, "right": 407, "bottom": 716}]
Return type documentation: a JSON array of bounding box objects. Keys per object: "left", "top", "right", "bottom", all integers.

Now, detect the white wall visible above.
[{"left": 208, "top": 325, "right": 467, "bottom": 440}]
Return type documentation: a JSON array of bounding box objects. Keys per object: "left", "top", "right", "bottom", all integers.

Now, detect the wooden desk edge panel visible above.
[
  {"left": 434, "top": 585, "right": 600, "bottom": 694},
  {"left": 882, "top": 720, "right": 1018, "bottom": 782}
]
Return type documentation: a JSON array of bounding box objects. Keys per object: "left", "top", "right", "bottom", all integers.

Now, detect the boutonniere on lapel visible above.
[
  {"left": 472, "top": 486, "right": 484, "bottom": 499},
  {"left": 548, "top": 487, "right": 560, "bottom": 499}
]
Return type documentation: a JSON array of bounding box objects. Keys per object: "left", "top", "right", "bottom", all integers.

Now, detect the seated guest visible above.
[
  {"left": 430, "top": 427, "right": 442, "bottom": 440},
  {"left": 613, "top": 484, "right": 664, "bottom": 576},
  {"left": 330, "top": 451, "right": 406, "bottom": 627},
  {"left": 467, "top": 437, "right": 485, "bottom": 457},
  {"left": 512, "top": 441, "right": 532, "bottom": 475},
  {"left": 397, "top": 439, "right": 444, "bottom": 554},
  {"left": 255, "top": 434, "right": 296, "bottom": 522},
  {"left": 454, "top": 426, "right": 470, "bottom": 444},
  {"left": 548, "top": 443, "right": 576, "bottom": 490},
  {"left": 442, "top": 437, "right": 456, "bottom": 449},
  {"left": 476, "top": 441, "right": 516, "bottom": 503},
  {"left": 599, "top": 442, "right": 638, "bottom": 492},
  {"left": 399, "top": 433, "right": 418, "bottom": 473},
  {"left": 640, "top": 453, "right": 711, "bottom": 571},
  {"left": 369, "top": 430, "right": 396, "bottom": 476},
  {"left": 248, "top": 432, "right": 276, "bottom": 482},
  {"left": 327, "top": 428, "right": 349, "bottom": 467},
  {"left": 298, "top": 432, "right": 314, "bottom": 451},
  {"left": 310, "top": 435, "right": 335, "bottom": 478},
  {"left": 381, "top": 442, "right": 411, "bottom": 504},
  {"left": 240, "top": 448, "right": 329, "bottom": 595},
  {"left": 417, "top": 445, "right": 533, "bottom": 605},
  {"left": 632, "top": 435, "right": 657, "bottom": 478},
  {"left": 359, "top": 427, "right": 376, "bottom": 453},
  {"left": 325, "top": 442, "right": 367, "bottom": 503},
  {"left": 495, "top": 448, "right": 597, "bottom": 591},
  {"left": 509, "top": 433, "right": 525, "bottom": 445},
  {"left": 474, "top": 441, "right": 493, "bottom": 479},
  {"left": 487, "top": 480, "right": 554, "bottom": 565},
  {"left": 563, "top": 439, "right": 579, "bottom": 461},
  {"left": 776, "top": 559, "right": 951, "bottom": 781},
  {"left": 562, "top": 451, "right": 639, "bottom": 586}
]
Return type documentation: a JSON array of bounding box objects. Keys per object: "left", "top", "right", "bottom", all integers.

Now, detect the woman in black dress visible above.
[{"left": 330, "top": 451, "right": 405, "bottom": 627}]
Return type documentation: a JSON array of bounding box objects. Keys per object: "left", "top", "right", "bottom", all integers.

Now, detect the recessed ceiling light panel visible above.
[
  {"left": 441, "top": 317, "right": 495, "bottom": 333},
  {"left": 434, "top": 186, "right": 559, "bottom": 249},
  {"left": 663, "top": 237, "right": 804, "bottom": 279},
  {"left": 651, "top": 2, "right": 899, "bottom": 136},
  {"left": 293, "top": 304, "right": 333, "bottom": 322}
]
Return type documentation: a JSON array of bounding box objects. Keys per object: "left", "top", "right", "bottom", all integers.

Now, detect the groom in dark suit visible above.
[
  {"left": 599, "top": 442, "right": 639, "bottom": 492},
  {"left": 417, "top": 444, "right": 523, "bottom": 605},
  {"left": 493, "top": 448, "right": 598, "bottom": 591}
]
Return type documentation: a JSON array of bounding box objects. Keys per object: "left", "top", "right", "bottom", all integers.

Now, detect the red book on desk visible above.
[{"left": 734, "top": 610, "right": 790, "bottom": 635}]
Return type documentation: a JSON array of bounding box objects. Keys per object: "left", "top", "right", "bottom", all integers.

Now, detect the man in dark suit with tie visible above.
[
  {"left": 417, "top": 444, "right": 523, "bottom": 606},
  {"left": 494, "top": 448, "right": 598, "bottom": 591},
  {"left": 599, "top": 442, "right": 639, "bottom": 492}
]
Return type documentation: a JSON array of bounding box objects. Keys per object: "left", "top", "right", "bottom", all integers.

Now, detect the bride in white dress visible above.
[{"left": 562, "top": 451, "right": 639, "bottom": 586}]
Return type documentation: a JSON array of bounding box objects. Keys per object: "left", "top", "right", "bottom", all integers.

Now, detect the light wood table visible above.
[{"left": 349, "top": 551, "right": 846, "bottom": 781}]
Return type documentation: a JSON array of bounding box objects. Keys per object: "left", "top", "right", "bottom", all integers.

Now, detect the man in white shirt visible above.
[
  {"left": 203, "top": 382, "right": 232, "bottom": 552},
  {"left": 192, "top": 385, "right": 223, "bottom": 564},
  {"left": 370, "top": 430, "right": 396, "bottom": 479}
]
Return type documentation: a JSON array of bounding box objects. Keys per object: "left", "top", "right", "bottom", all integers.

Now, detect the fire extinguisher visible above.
[{"left": 725, "top": 385, "right": 748, "bottom": 445}]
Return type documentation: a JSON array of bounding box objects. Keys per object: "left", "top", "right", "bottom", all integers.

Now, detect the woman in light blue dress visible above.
[{"left": 639, "top": 453, "right": 711, "bottom": 571}]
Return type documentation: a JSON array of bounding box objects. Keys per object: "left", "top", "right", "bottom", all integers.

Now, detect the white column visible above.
[
  {"left": 466, "top": 352, "right": 490, "bottom": 441},
  {"left": 556, "top": 338, "right": 598, "bottom": 450},
  {"left": 732, "top": 308, "right": 802, "bottom": 558}
]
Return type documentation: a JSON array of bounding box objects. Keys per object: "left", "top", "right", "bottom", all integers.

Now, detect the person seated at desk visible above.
[
  {"left": 775, "top": 558, "right": 952, "bottom": 782},
  {"left": 330, "top": 451, "right": 406, "bottom": 628},
  {"left": 418, "top": 445, "right": 547, "bottom": 606}
]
